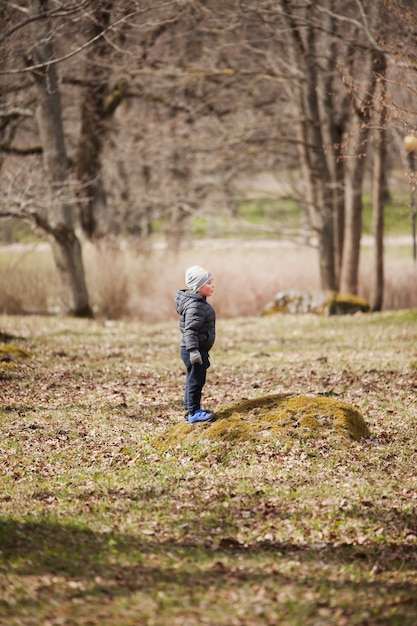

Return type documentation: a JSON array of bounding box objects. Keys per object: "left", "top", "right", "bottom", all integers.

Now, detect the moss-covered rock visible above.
[
  {"left": 0, "top": 344, "right": 32, "bottom": 370},
  {"left": 262, "top": 290, "right": 370, "bottom": 316},
  {"left": 157, "top": 393, "right": 371, "bottom": 451},
  {"left": 0, "top": 345, "right": 31, "bottom": 359}
]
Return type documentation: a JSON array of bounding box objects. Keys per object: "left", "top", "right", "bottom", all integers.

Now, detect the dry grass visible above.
[
  {"left": 1, "top": 240, "right": 417, "bottom": 320},
  {"left": 0, "top": 246, "right": 58, "bottom": 315}
]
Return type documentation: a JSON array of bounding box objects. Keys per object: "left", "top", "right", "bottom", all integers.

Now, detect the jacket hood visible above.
[{"left": 175, "top": 289, "right": 204, "bottom": 315}]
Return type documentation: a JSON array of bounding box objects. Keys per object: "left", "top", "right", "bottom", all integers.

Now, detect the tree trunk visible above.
[
  {"left": 302, "top": 101, "right": 337, "bottom": 290},
  {"left": 30, "top": 0, "right": 92, "bottom": 317},
  {"left": 76, "top": 0, "right": 125, "bottom": 241},
  {"left": 285, "top": 1, "right": 337, "bottom": 291},
  {"left": 340, "top": 143, "right": 365, "bottom": 295},
  {"left": 340, "top": 49, "right": 386, "bottom": 295},
  {"left": 371, "top": 64, "right": 387, "bottom": 312},
  {"left": 371, "top": 132, "right": 385, "bottom": 312}
]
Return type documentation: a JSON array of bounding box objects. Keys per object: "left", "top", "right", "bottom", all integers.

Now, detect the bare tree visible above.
[
  {"left": 1, "top": 0, "right": 417, "bottom": 312},
  {"left": 29, "top": 0, "right": 91, "bottom": 316},
  {"left": 279, "top": 0, "right": 339, "bottom": 290}
]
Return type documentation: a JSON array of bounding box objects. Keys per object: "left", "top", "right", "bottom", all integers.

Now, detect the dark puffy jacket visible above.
[{"left": 175, "top": 289, "right": 216, "bottom": 352}]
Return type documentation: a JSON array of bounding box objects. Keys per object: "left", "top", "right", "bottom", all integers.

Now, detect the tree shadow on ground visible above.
[
  {"left": 1, "top": 516, "right": 417, "bottom": 623},
  {"left": 1, "top": 515, "right": 417, "bottom": 579}
]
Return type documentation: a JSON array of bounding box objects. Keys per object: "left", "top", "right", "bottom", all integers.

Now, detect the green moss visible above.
[
  {"left": 0, "top": 361, "right": 16, "bottom": 370},
  {"left": 0, "top": 345, "right": 32, "bottom": 359},
  {"left": 0, "top": 344, "right": 31, "bottom": 373},
  {"left": 330, "top": 293, "right": 370, "bottom": 315},
  {"left": 156, "top": 393, "right": 371, "bottom": 451}
]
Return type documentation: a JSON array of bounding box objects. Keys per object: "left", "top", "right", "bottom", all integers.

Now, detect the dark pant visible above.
[{"left": 180, "top": 346, "right": 210, "bottom": 415}]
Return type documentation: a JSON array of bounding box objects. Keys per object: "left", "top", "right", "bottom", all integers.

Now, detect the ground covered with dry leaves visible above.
[{"left": 1, "top": 310, "right": 417, "bottom": 625}]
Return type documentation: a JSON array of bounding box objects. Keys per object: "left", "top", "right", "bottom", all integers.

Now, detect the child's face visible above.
[{"left": 198, "top": 279, "right": 214, "bottom": 297}]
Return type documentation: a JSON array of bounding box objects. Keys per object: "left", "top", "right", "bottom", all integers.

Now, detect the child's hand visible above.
[{"left": 190, "top": 350, "right": 203, "bottom": 365}]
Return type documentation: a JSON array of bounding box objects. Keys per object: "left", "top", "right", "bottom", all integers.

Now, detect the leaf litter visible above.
[{"left": 0, "top": 311, "right": 417, "bottom": 625}]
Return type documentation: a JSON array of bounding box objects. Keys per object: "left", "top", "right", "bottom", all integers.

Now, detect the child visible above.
[{"left": 175, "top": 265, "right": 216, "bottom": 423}]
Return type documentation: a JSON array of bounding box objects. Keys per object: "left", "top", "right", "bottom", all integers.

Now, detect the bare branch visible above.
[
  {"left": 0, "top": 8, "right": 139, "bottom": 75},
  {"left": 0, "top": 0, "right": 90, "bottom": 43},
  {"left": 0, "top": 107, "right": 33, "bottom": 118},
  {"left": 0, "top": 145, "right": 42, "bottom": 155}
]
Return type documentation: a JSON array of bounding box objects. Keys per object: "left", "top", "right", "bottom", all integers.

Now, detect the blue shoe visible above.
[{"left": 187, "top": 409, "right": 214, "bottom": 424}]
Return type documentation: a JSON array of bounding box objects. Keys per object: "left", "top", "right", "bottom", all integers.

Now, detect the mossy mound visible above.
[
  {"left": 157, "top": 394, "right": 370, "bottom": 451},
  {"left": 0, "top": 344, "right": 32, "bottom": 369},
  {"left": 0, "top": 344, "right": 31, "bottom": 359},
  {"left": 262, "top": 290, "right": 370, "bottom": 316}
]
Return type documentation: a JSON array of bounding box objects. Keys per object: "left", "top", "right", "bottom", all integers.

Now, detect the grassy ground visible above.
[{"left": 1, "top": 310, "right": 417, "bottom": 625}]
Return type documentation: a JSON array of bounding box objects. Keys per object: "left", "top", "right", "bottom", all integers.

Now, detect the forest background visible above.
[{"left": 1, "top": 0, "right": 417, "bottom": 320}]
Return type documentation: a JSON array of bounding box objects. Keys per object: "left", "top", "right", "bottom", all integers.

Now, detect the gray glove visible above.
[{"left": 189, "top": 350, "right": 203, "bottom": 365}]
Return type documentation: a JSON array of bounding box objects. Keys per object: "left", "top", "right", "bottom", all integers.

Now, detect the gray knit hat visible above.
[{"left": 185, "top": 265, "right": 213, "bottom": 292}]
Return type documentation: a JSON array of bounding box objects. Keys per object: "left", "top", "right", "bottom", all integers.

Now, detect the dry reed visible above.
[{"left": 1, "top": 240, "right": 416, "bottom": 320}]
